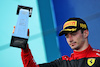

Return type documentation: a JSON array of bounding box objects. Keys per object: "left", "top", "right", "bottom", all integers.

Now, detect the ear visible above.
[{"left": 83, "top": 30, "right": 89, "bottom": 38}]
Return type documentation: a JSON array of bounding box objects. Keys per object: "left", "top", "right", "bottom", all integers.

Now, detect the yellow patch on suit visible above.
[{"left": 87, "top": 58, "right": 95, "bottom": 66}]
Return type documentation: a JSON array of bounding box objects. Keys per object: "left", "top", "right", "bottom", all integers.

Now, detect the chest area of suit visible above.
[{"left": 62, "top": 57, "right": 100, "bottom": 67}]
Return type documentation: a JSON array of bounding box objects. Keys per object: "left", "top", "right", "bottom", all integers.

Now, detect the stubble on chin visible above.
[{"left": 70, "top": 44, "right": 80, "bottom": 50}]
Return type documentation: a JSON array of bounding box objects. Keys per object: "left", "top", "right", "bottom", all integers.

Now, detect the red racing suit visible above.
[{"left": 21, "top": 45, "right": 100, "bottom": 67}]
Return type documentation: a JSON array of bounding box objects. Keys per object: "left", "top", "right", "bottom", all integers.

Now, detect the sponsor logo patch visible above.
[
  {"left": 87, "top": 58, "right": 95, "bottom": 66},
  {"left": 63, "top": 20, "right": 77, "bottom": 29},
  {"left": 80, "top": 23, "right": 87, "bottom": 29}
]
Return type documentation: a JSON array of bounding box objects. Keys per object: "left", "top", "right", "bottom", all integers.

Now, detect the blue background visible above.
[
  {"left": 0, "top": 0, "right": 100, "bottom": 67},
  {"left": 53, "top": 0, "right": 100, "bottom": 57}
]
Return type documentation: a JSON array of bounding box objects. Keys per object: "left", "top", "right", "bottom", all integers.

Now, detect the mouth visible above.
[{"left": 70, "top": 42, "right": 76, "bottom": 46}]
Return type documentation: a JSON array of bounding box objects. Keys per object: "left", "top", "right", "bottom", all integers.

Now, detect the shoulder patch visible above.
[{"left": 62, "top": 55, "right": 69, "bottom": 61}]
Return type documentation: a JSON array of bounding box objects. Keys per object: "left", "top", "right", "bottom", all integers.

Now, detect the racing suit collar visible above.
[{"left": 72, "top": 44, "right": 93, "bottom": 60}]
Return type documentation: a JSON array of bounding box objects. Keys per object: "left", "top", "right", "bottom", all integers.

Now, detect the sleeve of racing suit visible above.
[
  {"left": 39, "top": 58, "right": 63, "bottom": 67},
  {"left": 21, "top": 44, "right": 63, "bottom": 67},
  {"left": 21, "top": 44, "right": 39, "bottom": 67}
]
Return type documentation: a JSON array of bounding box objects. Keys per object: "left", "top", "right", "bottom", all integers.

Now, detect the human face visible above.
[{"left": 65, "top": 30, "right": 86, "bottom": 51}]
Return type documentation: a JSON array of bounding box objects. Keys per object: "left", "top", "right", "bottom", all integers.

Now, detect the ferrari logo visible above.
[{"left": 87, "top": 58, "right": 95, "bottom": 66}]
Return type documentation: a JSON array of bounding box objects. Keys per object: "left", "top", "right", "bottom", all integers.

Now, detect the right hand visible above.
[{"left": 12, "top": 26, "right": 30, "bottom": 50}]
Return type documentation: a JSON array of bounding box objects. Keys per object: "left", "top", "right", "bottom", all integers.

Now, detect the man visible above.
[{"left": 20, "top": 17, "right": 100, "bottom": 67}]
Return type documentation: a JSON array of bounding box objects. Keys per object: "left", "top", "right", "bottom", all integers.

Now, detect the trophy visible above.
[{"left": 10, "top": 5, "right": 32, "bottom": 49}]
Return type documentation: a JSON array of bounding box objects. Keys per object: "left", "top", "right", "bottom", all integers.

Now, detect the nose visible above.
[{"left": 68, "top": 34, "right": 73, "bottom": 42}]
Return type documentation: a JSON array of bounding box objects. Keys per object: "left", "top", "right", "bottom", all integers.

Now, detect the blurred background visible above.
[{"left": 0, "top": 0, "right": 100, "bottom": 67}]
